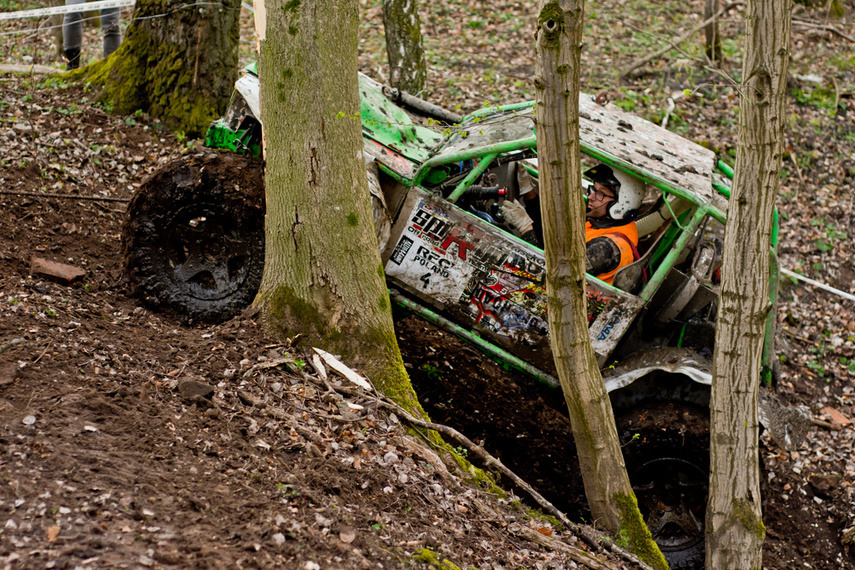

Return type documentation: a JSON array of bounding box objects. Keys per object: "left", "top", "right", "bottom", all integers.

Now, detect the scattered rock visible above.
[
  {"left": 0, "top": 361, "right": 16, "bottom": 386},
  {"left": 29, "top": 257, "right": 86, "bottom": 284},
  {"left": 809, "top": 473, "right": 842, "bottom": 494},
  {"left": 339, "top": 527, "right": 356, "bottom": 544},
  {"left": 176, "top": 379, "right": 214, "bottom": 402}
]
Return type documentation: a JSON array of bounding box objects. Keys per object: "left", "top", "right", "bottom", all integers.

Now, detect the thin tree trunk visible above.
[
  {"left": 704, "top": 0, "right": 723, "bottom": 64},
  {"left": 534, "top": 2, "right": 666, "bottom": 568},
  {"left": 382, "top": 0, "right": 427, "bottom": 95},
  {"left": 75, "top": 0, "right": 241, "bottom": 136},
  {"left": 49, "top": 0, "right": 64, "bottom": 58},
  {"left": 706, "top": 0, "right": 791, "bottom": 566},
  {"left": 254, "top": 0, "right": 422, "bottom": 415}
]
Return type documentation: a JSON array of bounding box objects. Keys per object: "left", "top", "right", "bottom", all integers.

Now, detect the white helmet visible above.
[{"left": 584, "top": 164, "right": 644, "bottom": 221}]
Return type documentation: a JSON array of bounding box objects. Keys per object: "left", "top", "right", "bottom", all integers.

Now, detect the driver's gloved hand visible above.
[
  {"left": 500, "top": 200, "right": 540, "bottom": 247},
  {"left": 500, "top": 200, "right": 534, "bottom": 234}
]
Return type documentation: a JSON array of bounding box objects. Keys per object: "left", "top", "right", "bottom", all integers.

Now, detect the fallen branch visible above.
[
  {"left": 793, "top": 19, "right": 855, "bottom": 43},
  {"left": 360, "top": 388, "right": 655, "bottom": 570},
  {"left": 620, "top": 2, "right": 743, "bottom": 78},
  {"left": 0, "top": 190, "right": 130, "bottom": 203},
  {"left": 0, "top": 64, "right": 57, "bottom": 75},
  {"left": 514, "top": 526, "right": 623, "bottom": 570},
  {"left": 274, "top": 356, "right": 654, "bottom": 569},
  {"left": 811, "top": 417, "right": 844, "bottom": 431}
]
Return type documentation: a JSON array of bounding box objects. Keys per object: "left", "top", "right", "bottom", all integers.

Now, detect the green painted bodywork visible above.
[
  {"left": 357, "top": 75, "right": 443, "bottom": 164},
  {"left": 200, "top": 64, "right": 780, "bottom": 388}
]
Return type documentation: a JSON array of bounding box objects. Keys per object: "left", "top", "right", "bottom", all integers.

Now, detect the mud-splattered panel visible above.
[{"left": 383, "top": 188, "right": 643, "bottom": 369}]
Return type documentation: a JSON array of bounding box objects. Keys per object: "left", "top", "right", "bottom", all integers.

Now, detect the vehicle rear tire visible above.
[
  {"left": 616, "top": 402, "right": 710, "bottom": 570},
  {"left": 123, "top": 152, "right": 266, "bottom": 322}
]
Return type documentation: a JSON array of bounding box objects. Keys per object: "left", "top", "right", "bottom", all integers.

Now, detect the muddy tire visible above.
[
  {"left": 123, "top": 152, "right": 265, "bottom": 322},
  {"left": 617, "top": 402, "right": 710, "bottom": 570}
]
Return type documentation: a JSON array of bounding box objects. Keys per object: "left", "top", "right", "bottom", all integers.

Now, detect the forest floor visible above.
[{"left": 1, "top": 0, "right": 855, "bottom": 569}]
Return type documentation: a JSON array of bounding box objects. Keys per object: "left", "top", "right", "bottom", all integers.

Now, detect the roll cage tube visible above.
[{"left": 413, "top": 138, "right": 726, "bottom": 226}]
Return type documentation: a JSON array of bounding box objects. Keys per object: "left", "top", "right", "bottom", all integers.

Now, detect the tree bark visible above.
[
  {"left": 75, "top": 0, "right": 242, "bottom": 136},
  {"left": 382, "top": 0, "right": 427, "bottom": 95},
  {"left": 706, "top": 0, "right": 791, "bottom": 567},
  {"left": 253, "top": 0, "right": 423, "bottom": 415},
  {"left": 533, "top": 2, "right": 666, "bottom": 568},
  {"left": 704, "top": 0, "right": 723, "bottom": 64},
  {"left": 49, "top": 0, "right": 64, "bottom": 58}
]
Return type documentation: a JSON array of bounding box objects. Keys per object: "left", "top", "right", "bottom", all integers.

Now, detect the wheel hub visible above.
[
  {"left": 165, "top": 205, "right": 255, "bottom": 301},
  {"left": 631, "top": 456, "right": 707, "bottom": 553}
]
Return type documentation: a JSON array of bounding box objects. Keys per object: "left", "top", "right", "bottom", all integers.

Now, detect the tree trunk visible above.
[
  {"left": 253, "top": 0, "right": 423, "bottom": 415},
  {"left": 703, "top": 0, "right": 723, "bottom": 64},
  {"left": 382, "top": 0, "right": 427, "bottom": 95},
  {"left": 76, "top": 0, "right": 242, "bottom": 136},
  {"left": 533, "top": 2, "right": 666, "bottom": 568},
  {"left": 49, "top": 0, "right": 63, "bottom": 58},
  {"left": 706, "top": 0, "right": 791, "bottom": 567}
]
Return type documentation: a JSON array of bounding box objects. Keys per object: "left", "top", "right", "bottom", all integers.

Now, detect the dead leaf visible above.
[
  {"left": 46, "top": 525, "right": 60, "bottom": 542},
  {"left": 820, "top": 406, "right": 852, "bottom": 427},
  {"left": 537, "top": 527, "right": 552, "bottom": 537}
]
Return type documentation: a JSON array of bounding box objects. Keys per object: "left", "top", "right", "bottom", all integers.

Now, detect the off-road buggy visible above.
[{"left": 123, "top": 65, "right": 789, "bottom": 568}]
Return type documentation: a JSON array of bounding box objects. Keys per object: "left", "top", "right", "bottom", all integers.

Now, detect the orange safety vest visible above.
[{"left": 585, "top": 220, "right": 639, "bottom": 285}]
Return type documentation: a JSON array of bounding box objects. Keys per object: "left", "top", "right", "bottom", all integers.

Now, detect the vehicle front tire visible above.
[{"left": 123, "top": 152, "right": 266, "bottom": 322}]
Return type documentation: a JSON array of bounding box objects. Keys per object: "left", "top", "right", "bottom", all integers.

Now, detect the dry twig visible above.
[
  {"left": 811, "top": 417, "right": 844, "bottom": 431},
  {"left": 352, "top": 386, "right": 655, "bottom": 570},
  {"left": 0, "top": 190, "right": 130, "bottom": 203},
  {"left": 514, "top": 526, "right": 623, "bottom": 570},
  {"left": 620, "top": 2, "right": 743, "bottom": 78},
  {"left": 793, "top": 19, "right": 855, "bottom": 43}
]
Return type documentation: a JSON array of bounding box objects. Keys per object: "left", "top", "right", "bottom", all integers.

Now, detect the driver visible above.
[
  {"left": 583, "top": 164, "right": 643, "bottom": 285},
  {"left": 501, "top": 163, "right": 643, "bottom": 285}
]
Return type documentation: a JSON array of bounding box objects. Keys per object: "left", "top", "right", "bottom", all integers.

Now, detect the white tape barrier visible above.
[
  {"left": 781, "top": 268, "right": 855, "bottom": 303},
  {"left": 0, "top": 0, "right": 136, "bottom": 20}
]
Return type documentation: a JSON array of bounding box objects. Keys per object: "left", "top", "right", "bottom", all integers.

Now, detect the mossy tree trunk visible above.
[
  {"left": 533, "top": 2, "right": 667, "bottom": 568},
  {"left": 253, "top": 0, "right": 423, "bottom": 415},
  {"left": 382, "top": 0, "right": 427, "bottom": 95},
  {"left": 77, "top": 0, "right": 242, "bottom": 136},
  {"left": 706, "top": 0, "right": 790, "bottom": 567}
]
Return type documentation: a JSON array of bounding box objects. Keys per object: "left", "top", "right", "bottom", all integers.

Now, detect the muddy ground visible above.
[{"left": 2, "top": 0, "right": 855, "bottom": 569}]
